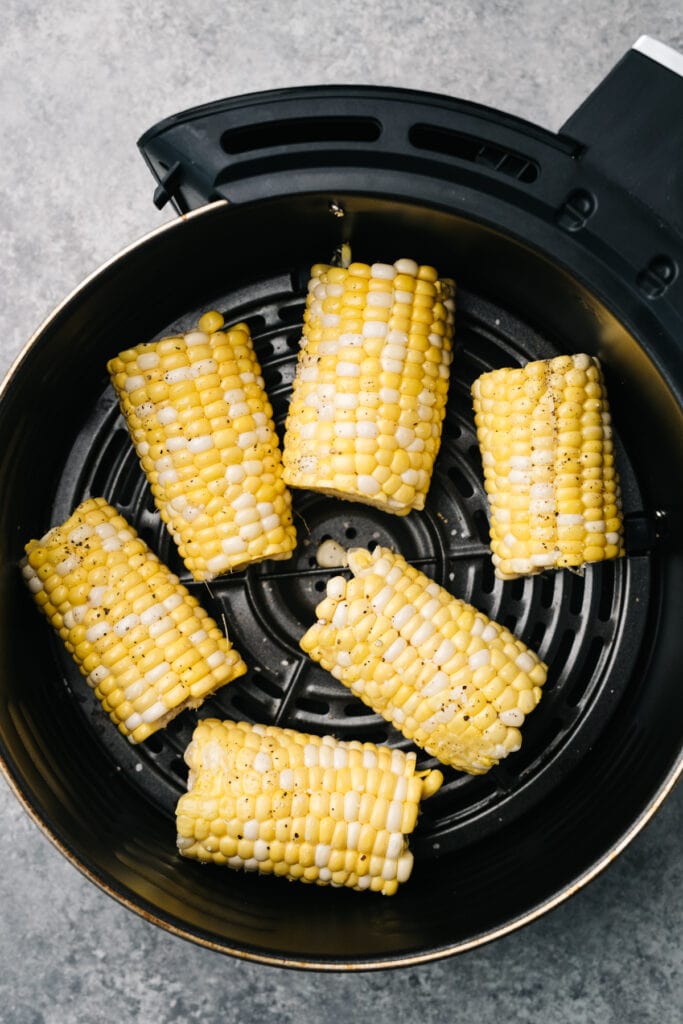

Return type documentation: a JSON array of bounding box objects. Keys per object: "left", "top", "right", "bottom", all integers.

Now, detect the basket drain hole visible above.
[
  {"left": 528, "top": 620, "right": 546, "bottom": 651},
  {"left": 598, "top": 563, "right": 616, "bottom": 620},
  {"left": 473, "top": 509, "right": 490, "bottom": 544},
  {"left": 551, "top": 629, "right": 576, "bottom": 675},
  {"left": 144, "top": 733, "right": 164, "bottom": 754},
  {"left": 568, "top": 581, "right": 584, "bottom": 616},
  {"left": 479, "top": 560, "right": 495, "bottom": 595},
  {"left": 539, "top": 574, "right": 555, "bottom": 609},
  {"left": 232, "top": 690, "right": 269, "bottom": 719},
  {"left": 509, "top": 577, "right": 525, "bottom": 602},
  {"left": 295, "top": 696, "right": 329, "bottom": 716},
  {"left": 447, "top": 466, "right": 475, "bottom": 498},
  {"left": 565, "top": 636, "right": 605, "bottom": 707},
  {"left": 344, "top": 702, "right": 372, "bottom": 718}
]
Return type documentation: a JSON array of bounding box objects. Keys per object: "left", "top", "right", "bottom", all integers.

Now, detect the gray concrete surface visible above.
[{"left": 1, "top": 1, "right": 681, "bottom": 1021}]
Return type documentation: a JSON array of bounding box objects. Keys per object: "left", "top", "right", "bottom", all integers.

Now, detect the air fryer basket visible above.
[{"left": 1, "top": 41, "right": 681, "bottom": 968}]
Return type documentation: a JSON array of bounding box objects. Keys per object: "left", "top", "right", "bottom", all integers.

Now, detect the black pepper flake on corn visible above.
[
  {"left": 471, "top": 354, "right": 625, "bottom": 579},
  {"left": 21, "top": 498, "right": 247, "bottom": 743},
  {"left": 108, "top": 312, "right": 297, "bottom": 581},
  {"left": 282, "top": 259, "right": 455, "bottom": 515}
]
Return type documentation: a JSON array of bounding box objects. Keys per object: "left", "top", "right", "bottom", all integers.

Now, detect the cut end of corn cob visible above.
[
  {"left": 471, "top": 353, "right": 625, "bottom": 580},
  {"left": 176, "top": 718, "right": 442, "bottom": 895},
  {"left": 108, "top": 312, "right": 297, "bottom": 581},
  {"left": 282, "top": 259, "right": 455, "bottom": 516},
  {"left": 21, "top": 497, "right": 247, "bottom": 743},
  {"left": 300, "top": 546, "right": 547, "bottom": 774}
]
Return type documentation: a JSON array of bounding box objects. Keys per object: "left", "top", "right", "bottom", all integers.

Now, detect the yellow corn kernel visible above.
[
  {"left": 176, "top": 719, "right": 442, "bottom": 895},
  {"left": 21, "top": 498, "right": 247, "bottom": 743}
]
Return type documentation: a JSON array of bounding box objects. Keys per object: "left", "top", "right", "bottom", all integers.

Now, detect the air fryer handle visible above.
[{"left": 561, "top": 36, "right": 683, "bottom": 234}]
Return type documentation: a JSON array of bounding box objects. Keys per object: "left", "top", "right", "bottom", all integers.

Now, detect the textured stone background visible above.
[{"left": 1, "top": 2, "right": 681, "bottom": 1021}]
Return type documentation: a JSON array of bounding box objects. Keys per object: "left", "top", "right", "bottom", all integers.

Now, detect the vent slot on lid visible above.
[
  {"left": 409, "top": 123, "right": 539, "bottom": 182},
  {"left": 221, "top": 116, "right": 382, "bottom": 154}
]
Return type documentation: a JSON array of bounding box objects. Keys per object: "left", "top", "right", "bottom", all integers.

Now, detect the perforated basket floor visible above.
[{"left": 50, "top": 267, "right": 650, "bottom": 858}]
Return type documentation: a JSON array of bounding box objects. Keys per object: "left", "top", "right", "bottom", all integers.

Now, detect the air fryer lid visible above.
[{"left": 0, "top": 39, "right": 681, "bottom": 968}]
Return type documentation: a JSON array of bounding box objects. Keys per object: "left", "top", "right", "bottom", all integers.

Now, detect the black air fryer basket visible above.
[{"left": 0, "top": 37, "right": 681, "bottom": 968}]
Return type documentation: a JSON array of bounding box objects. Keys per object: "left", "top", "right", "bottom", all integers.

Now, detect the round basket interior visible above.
[{"left": 0, "top": 195, "right": 681, "bottom": 968}]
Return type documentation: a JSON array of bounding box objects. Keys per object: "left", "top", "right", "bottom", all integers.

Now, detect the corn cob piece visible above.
[
  {"left": 282, "top": 259, "right": 455, "bottom": 515},
  {"left": 176, "top": 718, "right": 443, "bottom": 894},
  {"left": 21, "top": 497, "right": 247, "bottom": 743},
  {"left": 300, "top": 547, "right": 547, "bottom": 774},
  {"left": 471, "top": 354, "right": 625, "bottom": 579},
  {"left": 108, "top": 312, "right": 297, "bottom": 582}
]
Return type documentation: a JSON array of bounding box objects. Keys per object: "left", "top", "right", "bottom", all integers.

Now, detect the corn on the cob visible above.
[
  {"left": 300, "top": 546, "right": 547, "bottom": 774},
  {"left": 282, "top": 259, "right": 455, "bottom": 515},
  {"left": 108, "top": 312, "right": 297, "bottom": 582},
  {"left": 471, "top": 354, "right": 624, "bottom": 579},
  {"left": 21, "top": 498, "right": 247, "bottom": 743},
  {"left": 176, "top": 718, "right": 443, "bottom": 894}
]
